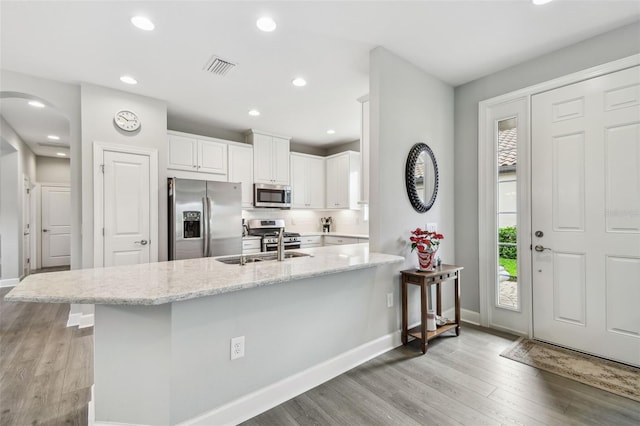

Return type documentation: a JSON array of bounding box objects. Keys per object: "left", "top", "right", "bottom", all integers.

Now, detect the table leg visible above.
[
  {"left": 420, "top": 283, "right": 427, "bottom": 354},
  {"left": 436, "top": 283, "right": 442, "bottom": 316},
  {"left": 401, "top": 278, "right": 408, "bottom": 345},
  {"left": 455, "top": 272, "right": 461, "bottom": 336}
]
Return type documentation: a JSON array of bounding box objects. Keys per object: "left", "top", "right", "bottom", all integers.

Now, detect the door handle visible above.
[
  {"left": 534, "top": 245, "right": 551, "bottom": 252},
  {"left": 42, "top": 229, "right": 49, "bottom": 232},
  {"left": 134, "top": 240, "right": 148, "bottom": 246}
]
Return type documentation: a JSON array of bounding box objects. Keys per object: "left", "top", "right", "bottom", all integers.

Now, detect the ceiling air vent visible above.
[
  {"left": 203, "top": 55, "right": 236, "bottom": 76},
  {"left": 38, "top": 142, "right": 70, "bottom": 148}
]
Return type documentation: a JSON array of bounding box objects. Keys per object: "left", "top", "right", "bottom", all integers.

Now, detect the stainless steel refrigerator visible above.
[{"left": 168, "top": 177, "right": 242, "bottom": 260}]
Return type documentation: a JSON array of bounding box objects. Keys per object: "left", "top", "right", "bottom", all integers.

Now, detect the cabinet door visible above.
[
  {"left": 307, "top": 156, "right": 325, "bottom": 208},
  {"left": 290, "top": 154, "right": 308, "bottom": 208},
  {"left": 253, "top": 135, "right": 273, "bottom": 183},
  {"left": 271, "top": 136, "right": 290, "bottom": 185},
  {"left": 168, "top": 135, "right": 198, "bottom": 171},
  {"left": 198, "top": 139, "right": 228, "bottom": 175},
  {"left": 229, "top": 145, "right": 254, "bottom": 208},
  {"left": 326, "top": 154, "right": 349, "bottom": 208}
]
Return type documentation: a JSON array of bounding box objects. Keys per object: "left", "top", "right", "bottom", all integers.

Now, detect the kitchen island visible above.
[{"left": 6, "top": 244, "right": 403, "bottom": 426}]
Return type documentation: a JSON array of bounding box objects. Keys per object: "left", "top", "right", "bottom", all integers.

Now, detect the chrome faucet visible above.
[{"left": 277, "top": 227, "right": 285, "bottom": 261}]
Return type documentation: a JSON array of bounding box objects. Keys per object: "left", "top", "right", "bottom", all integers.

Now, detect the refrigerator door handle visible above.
[
  {"left": 203, "top": 196, "right": 210, "bottom": 257},
  {"left": 206, "top": 196, "right": 214, "bottom": 257}
]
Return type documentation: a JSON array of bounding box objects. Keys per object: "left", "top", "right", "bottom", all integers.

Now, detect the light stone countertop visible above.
[
  {"left": 299, "top": 232, "right": 369, "bottom": 239},
  {"left": 4, "top": 244, "right": 402, "bottom": 306}
]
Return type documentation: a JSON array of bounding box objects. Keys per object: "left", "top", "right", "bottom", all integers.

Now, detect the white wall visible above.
[
  {"left": 0, "top": 70, "right": 82, "bottom": 270},
  {"left": 36, "top": 156, "right": 70, "bottom": 184},
  {"left": 80, "top": 83, "right": 168, "bottom": 267},
  {"left": 0, "top": 116, "right": 36, "bottom": 283},
  {"left": 454, "top": 22, "right": 640, "bottom": 313}
]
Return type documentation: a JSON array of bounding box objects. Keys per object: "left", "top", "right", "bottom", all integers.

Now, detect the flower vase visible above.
[{"left": 417, "top": 249, "right": 437, "bottom": 271}]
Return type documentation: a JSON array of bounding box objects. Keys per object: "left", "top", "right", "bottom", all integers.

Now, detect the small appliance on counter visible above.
[
  {"left": 246, "top": 219, "right": 301, "bottom": 252},
  {"left": 321, "top": 216, "right": 333, "bottom": 233}
]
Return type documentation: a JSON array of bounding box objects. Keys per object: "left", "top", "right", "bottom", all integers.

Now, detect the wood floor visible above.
[
  {"left": 1, "top": 286, "right": 638, "bottom": 426},
  {"left": 0, "top": 287, "right": 92, "bottom": 426},
  {"left": 243, "top": 326, "right": 640, "bottom": 426}
]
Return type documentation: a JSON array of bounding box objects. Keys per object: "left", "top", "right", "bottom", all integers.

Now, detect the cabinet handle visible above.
[{"left": 193, "top": 165, "right": 197, "bottom": 169}]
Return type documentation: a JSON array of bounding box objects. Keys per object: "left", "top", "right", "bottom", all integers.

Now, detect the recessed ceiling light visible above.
[
  {"left": 56, "top": 152, "right": 67, "bottom": 157},
  {"left": 120, "top": 75, "right": 138, "bottom": 85},
  {"left": 248, "top": 109, "right": 261, "bottom": 117},
  {"left": 326, "top": 129, "right": 336, "bottom": 135},
  {"left": 292, "top": 78, "right": 307, "bottom": 87},
  {"left": 28, "top": 100, "right": 45, "bottom": 108},
  {"left": 131, "top": 16, "right": 155, "bottom": 31},
  {"left": 532, "top": 0, "right": 553, "bottom": 5},
  {"left": 47, "top": 135, "right": 60, "bottom": 140},
  {"left": 256, "top": 16, "right": 276, "bottom": 32}
]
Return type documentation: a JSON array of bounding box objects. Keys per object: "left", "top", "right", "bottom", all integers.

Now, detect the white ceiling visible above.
[{"left": 1, "top": 1, "right": 639, "bottom": 157}]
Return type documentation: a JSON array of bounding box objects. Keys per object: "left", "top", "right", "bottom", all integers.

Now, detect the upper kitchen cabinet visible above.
[
  {"left": 246, "top": 130, "right": 290, "bottom": 185},
  {"left": 291, "top": 153, "right": 325, "bottom": 209},
  {"left": 326, "top": 151, "right": 361, "bottom": 209},
  {"left": 168, "top": 131, "right": 228, "bottom": 176},
  {"left": 228, "top": 144, "right": 254, "bottom": 208}
]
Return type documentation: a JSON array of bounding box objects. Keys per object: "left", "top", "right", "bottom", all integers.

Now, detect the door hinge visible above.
[
  {"left": 26, "top": 188, "right": 30, "bottom": 194},
  {"left": 102, "top": 227, "right": 105, "bottom": 236},
  {"left": 100, "top": 164, "right": 105, "bottom": 173}
]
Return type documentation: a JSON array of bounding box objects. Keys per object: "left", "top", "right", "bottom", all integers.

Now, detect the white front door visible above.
[
  {"left": 532, "top": 66, "right": 640, "bottom": 366},
  {"left": 103, "top": 151, "right": 151, "bottom": 267},
  {"left": 41, "top": 185, "right": 71, "bottom": 268}
]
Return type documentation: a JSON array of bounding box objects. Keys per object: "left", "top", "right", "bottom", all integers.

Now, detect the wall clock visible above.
[{"left": 114, "top": 109, "right": 141, "bottom": 132}]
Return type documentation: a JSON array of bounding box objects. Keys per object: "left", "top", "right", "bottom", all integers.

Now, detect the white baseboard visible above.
[
  {"left": 0, "top": 278, "right": 19, "bottom": 288},
  {"left": 67, "top": 312, "right": 94, "bottom": 328},
  {"left": 177, "top": 331, "right": 402, "bottom": 426},
  {"left": 442, "top": 308, "right": 480, "bottom": 326}
]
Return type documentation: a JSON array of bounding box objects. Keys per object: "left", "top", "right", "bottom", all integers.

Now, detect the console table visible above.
[{"left": 401, "top": 265, "right": 463, "bottom": 353}]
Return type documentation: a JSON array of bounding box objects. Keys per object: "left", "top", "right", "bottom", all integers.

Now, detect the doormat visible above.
[{"left": 500, "top": 338, "right": 640, "bottom": 402}]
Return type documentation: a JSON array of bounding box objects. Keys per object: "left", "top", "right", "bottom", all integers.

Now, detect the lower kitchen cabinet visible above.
[
  {"left": 300, "top": 235, "right": 322, "bottom": 248},
  {"left": 242, "top": 238, "right": 261, "bottom": 254},
  {"left": 323, "top": 236, "right": 359, "bottom": 246}
]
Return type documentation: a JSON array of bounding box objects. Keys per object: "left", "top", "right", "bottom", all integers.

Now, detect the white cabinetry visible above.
[
  {"left": 168, "top": 132, "right": 228, "bottom": 176},
  {"left": 300, "top": 235, "right": 322, "bottom": 248},
  {"left": 290, "top": 153, "right": 325, "bottom": 209},
  {"left": 228, "top": 144, "right": 254, "bottom": 208},
  {"left": 242, "top": 238, "right": 261, "bottom": 254},
  {"left": 323, "top": 236, "right": 359, "bottom": 246},
  {"left": 325, "top": 151, "right": 360, "bottom": 209},
  {"left": 246, "top": 130, "right": 290, "bottom": 185}
]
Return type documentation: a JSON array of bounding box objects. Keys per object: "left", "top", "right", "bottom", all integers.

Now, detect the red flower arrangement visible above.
[{"left": 410, "top": 228, "right": 444, "bottom": 253}]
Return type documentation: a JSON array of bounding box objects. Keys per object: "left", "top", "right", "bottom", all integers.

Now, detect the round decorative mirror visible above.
[{"left": 405, "top": 143, "right": 438, "bottom": 213}]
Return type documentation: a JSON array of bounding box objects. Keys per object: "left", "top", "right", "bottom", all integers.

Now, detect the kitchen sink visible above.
[{"left": 216, "top": 251, "right": 311, "bottom": 265}]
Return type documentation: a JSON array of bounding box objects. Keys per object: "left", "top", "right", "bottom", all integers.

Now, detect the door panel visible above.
[
  {"left": 41, "top": 186, "right": 71, "bottom": 267},
  {"left": 103, "top": 151, "right": 150, "bottom": 267},
  {"left": 532, "top": 66, "right": 640, "bottom": 366}
]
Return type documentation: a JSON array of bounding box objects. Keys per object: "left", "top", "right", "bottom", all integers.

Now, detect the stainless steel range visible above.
[{"left": 246, "top": 219, "right": 301, "bottom": 252}]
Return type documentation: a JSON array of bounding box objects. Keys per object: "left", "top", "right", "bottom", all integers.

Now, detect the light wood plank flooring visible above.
[
  {"left": 0, "top": 287, "right": 92, "bottom": 426},
  {"left": 2, "top": 286, "right": 638, "bottom": 426}
]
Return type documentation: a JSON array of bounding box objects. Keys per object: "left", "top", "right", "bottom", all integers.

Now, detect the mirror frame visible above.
[{"left": 405, "top": 142, "right": 439, "bottom": 213}]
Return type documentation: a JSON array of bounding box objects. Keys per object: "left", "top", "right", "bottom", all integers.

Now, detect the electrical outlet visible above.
[
  {"left": 230, "top": 336, "right": 245, "bottom": 360},
  {"left": 387, "top": 292, "right": 394, "bottom": 308},
  {"left": 426, "top": 223, "right": 437, "bottom": 233}
]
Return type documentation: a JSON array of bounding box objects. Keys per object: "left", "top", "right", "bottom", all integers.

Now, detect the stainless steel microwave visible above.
[{"left": 253, "top": 183, "right": 292, "bottom": 208}]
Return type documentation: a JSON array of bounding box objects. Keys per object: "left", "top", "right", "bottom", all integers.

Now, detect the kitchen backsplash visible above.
[{"left": 242, "top": 208, "right": 369, "bottom": 235}]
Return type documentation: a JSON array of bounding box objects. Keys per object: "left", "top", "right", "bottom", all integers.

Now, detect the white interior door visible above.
[
  {"left": 532, "top": 66, "right": 640, "bottom": 366},
  {"left": 103, "top": 151, "right": 151, "bottom": 267},
  {"left": 41, "top": 186, "right": 71, "bottom": 268},
  {"left": 22, "top": 176, "right": 31, "bottom": 276}
]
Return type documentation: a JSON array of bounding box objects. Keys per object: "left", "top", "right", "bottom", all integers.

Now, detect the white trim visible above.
[
  {"left": 442, "top": 308, "right": 480, "bottom": 326},
  {"left": 478, "top": 54, "right": 640, "bottom": 337},
  {"left": 66, "top": 312, "right": 82, "bottom": 327},
  {"left": 0, "top": 278, "right": 19, "bottom": 288},
  {"left": 93, "top": 142, "right": 158, "bottom": 268},
  {"left": 177, "top": 331, "right": 401, "bottom": 426}
]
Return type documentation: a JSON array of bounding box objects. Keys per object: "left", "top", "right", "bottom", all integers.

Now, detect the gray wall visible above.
[
  {"left": 369, "top": 47, "right": 455, "bottom": 315},
  {"left": 36, "top": 156, "right": 70, "bottom": 184},
  {"left": 454, "top": 22, "right": 640, "bottom": 313},
  {"left": 80, "top": 83, "right": 168, "bottom": 267}
]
